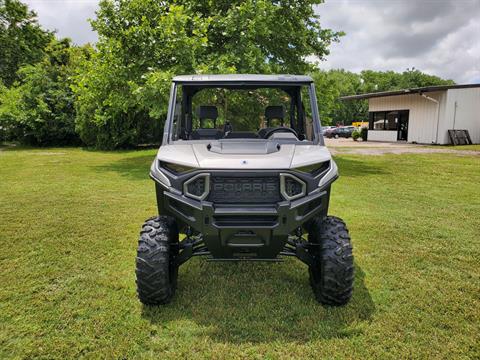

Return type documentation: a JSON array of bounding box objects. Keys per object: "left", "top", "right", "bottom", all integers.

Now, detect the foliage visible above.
[
  {"left": 312, "top": 69, "right": 367, "bottom": 126},
  {"left": 312, "top": 68, "right": 455, "bottom": 126},
  {"left": 360, "top": 68, "right": 455, "bottom": 93},
  {"left": 74, "top": 0, "right": 342, "bottom": 149},
  {"left": 360, "top": 126, "right": 368, "bottom": 141},
  {"left": 0, "top": 39, "right": 88, "bottom": 145},
  {"left": 352, "top": 129, "right": 360, "bottom": 141},
  {"left": 0, "top": 0, "right": 53, "bottom": 86}
]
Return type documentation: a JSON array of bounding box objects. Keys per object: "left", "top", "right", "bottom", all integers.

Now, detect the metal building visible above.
[{"left": 340, "top": 84, "right": 480, "bottom": 144}]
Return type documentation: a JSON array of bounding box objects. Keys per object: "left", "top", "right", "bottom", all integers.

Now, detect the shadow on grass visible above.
[
  {"left": 334, "top": 156, "right": 389, "bottom": 178},
  {"left": 0, "top": 143, "right": 83, "bottom": 152},
  {"left": 93, "top": 155, "right": 155, "bottom": 181},
  {"left": 142, "top": 261, "right": 375, "bottom": 344}
]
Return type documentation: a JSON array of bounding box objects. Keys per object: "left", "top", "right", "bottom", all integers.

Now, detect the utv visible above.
[{"left": 136, "top": 75, "right": 353, "bottom": 306}]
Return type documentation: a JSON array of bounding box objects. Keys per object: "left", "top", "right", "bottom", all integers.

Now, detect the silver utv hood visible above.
[{"left": 156, "top": 142, "right": 332, "bottom": 170}]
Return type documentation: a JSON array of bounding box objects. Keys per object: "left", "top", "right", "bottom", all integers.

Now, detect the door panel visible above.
[{"left": 397, "top": 111, "right": 409, "bottom": 141}]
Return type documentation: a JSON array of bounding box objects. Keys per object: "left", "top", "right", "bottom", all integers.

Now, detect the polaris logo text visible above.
[{"left": 213, "top": 183, "right": 277, "bottom": 193}]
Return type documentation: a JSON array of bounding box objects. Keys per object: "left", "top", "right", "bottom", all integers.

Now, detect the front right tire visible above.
[
  {"left": 308, "top": 216, "right": 354, "bottom": 306},
  {"left": 136, "top": 216, "right": 179, "bottom": 305}
]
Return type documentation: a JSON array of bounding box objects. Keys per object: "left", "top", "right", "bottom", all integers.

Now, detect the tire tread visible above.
[
  {"left": 135, "top": 216, "right": 178, "bottom": 305},
  {"left": 308, "top": 216, "right": 354, "bottom": 306}
]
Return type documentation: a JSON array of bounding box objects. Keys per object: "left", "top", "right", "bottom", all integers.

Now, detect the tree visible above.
[
  {"left": 0, "top": 39, "right": 90, "bottom": 145},
  {"left": 360, "top": 68, "right": 454, "bottom": 93},
  {"left": 74, "top": 0, "right": 342, "bottom": 149},
  {"left": 312, "top": 69, "right": 367, "bottom": 125},
  {"left": 311, "top": 68, "right": 455, "bottom": 125},
  {"left": 0, "top": 0, "right": 53, "bottom": 86}
]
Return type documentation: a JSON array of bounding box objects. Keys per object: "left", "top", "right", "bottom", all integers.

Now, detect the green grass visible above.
[
  {"left": 449, "top": 144, "right": 480, "bottom": 151},
  {"left": 431, "top": 144, "right": 480, "bottom": 151},
  {"left": 1, "top": 147, "right": 479, "bottom": 359}
]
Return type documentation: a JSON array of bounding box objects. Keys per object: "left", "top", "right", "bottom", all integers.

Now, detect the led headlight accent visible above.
[
  {"left": 159, "top": 161, "right": 195, "bottom": 174},
  {"left": 183, "top": 173, "right": 210, "bottom": 201},
  {"left": 150, "top": 160, "right": 171, "bottom": 188},
  {"left": 295, "top": 161, "right": 330, "bottom": 177},
  {"left": 280, "top": 173, "right": 306, "bottom": 201},
  {"left": 318, "top": 160, "right": 338, "bottom": 188}
]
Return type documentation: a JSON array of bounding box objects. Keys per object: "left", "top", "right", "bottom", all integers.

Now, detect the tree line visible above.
[{"left": 0, "top": 0, "right": 454, "bottom": 149}]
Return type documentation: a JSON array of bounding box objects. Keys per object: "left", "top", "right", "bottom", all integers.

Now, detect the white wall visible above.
[
  {"left": 369, "top": 92, "right": 446, "bottom": 144},
  {"left": 368, "top": 130, "right": 398, "bottom": 142},
  {"left": 440, "top": 88, "right": 480, "bottom": 144}
]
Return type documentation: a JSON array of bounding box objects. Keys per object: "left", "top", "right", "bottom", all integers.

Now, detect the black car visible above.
[{"left": 325, "top": 126, "right": 356, "bottom": 138}]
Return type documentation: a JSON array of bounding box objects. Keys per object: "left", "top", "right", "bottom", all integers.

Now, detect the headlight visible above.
[
  {"left": 295, "top": 161, "right": 330, "bottom": 177},
  {"left": 183, "top": 173, "right": 210, "bottom": 200},
  {"left": 159, "top": 161, "right": 195, "bottom": 174},
  {"left": 280, "top": 173, "right": 306, "bottom": 201}
]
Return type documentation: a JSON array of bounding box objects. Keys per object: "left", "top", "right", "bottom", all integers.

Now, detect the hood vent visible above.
[{"left": 207, "top": 140, "right": 281, "bottom": 154}]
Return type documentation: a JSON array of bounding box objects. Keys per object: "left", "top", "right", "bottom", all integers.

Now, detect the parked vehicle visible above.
[
  {"left": 323, "top": 127, "right": 337, "bottom": 138},
  {"left": 322, "top": 126, "right": 336, "bottom": 135},
  {"left": 136, "top": 74, "right": 354, "bottom": 306},
  {"left": 325, "top": 126, "right": 356, "bottom": 139}
]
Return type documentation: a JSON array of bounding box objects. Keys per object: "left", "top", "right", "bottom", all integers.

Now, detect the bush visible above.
[
  {"left": 0, "top": 39, "right": 84, "bottom": 146},
  {"left": 360, "top": 127, "right": 368, "bottom": 141},
  {"left": 352, "top": 129, "right": 360, "bottom": 141},
  {"left": 73, "top": 64, "right": 170, "bottom": 149}
]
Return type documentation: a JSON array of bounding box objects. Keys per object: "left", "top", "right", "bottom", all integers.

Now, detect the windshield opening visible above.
[{"left": 170, "top": 84, "right": 316, "bottom": 142}]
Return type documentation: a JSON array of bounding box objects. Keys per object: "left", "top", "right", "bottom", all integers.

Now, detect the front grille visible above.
[
  {"left": 213, "top": 215, "right": 278, "bottom": 227},
  {"left": 208, "top": 176, "right": 281, "bottom": 204}
]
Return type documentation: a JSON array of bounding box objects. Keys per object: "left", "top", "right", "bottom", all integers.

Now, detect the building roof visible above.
[
  {"left": 172, "top": 74, "right": 313, "bottom": 84},
  {"left": 340, "top": 83, "right": 480, "bottom": 101}
]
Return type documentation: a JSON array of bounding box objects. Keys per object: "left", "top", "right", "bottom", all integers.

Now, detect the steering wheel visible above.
[{"left": 263, "top": 127, "right": 298, "bottom": 139}]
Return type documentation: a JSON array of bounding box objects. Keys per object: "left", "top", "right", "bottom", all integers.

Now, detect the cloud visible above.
[
  {"left": 316, "top": 0, "right": 480, "bottom": 84},
  {"left": 24, "top": 0, "right": 98, "bottom": 45}
]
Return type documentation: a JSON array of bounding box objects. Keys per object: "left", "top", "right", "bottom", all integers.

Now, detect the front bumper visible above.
[{"left": 155, "top": 182, "right": 331, "bottom": 260}]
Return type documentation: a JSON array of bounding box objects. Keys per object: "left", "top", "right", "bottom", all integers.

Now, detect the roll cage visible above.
[{"left": 162, "top": 76, "right": 324, "bottom": 145}]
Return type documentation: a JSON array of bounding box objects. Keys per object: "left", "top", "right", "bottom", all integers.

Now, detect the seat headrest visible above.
[
  {"left": 265, "top": 106, "right": 284, "bottom": 120},
  {"left": 196, "top": 106, "right": 218, "bottom": 120}
]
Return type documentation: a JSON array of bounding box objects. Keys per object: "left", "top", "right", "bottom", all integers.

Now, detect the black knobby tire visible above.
[
  {"left": 136, "top": 216, "right": 179, "bottom": 305},
  {"left": 308, "top": 216, "right": 354, "bottom": 306}
]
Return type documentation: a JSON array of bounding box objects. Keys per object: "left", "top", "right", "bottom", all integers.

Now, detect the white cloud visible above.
[
  {"left": 316, "top": 0, "right": 480, "bottom": 84},
  {"left": 24, "top": 0, "right": 98, "bottom": 45}
]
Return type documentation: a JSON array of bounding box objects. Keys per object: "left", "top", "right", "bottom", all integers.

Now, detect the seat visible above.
[
  {"left": 197, "top": 105, "right": 218, "bottom": 125},
  {"left": 190, "top": 105, "right": 223, "bottom": 140},
  {"left": 265, "top": 105, "right": 285, "bottom": 123},
  {"left": 259, "top": 105, "right": 285, "bottom": 138}
]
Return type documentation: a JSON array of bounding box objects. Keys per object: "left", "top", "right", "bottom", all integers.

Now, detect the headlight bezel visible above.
[
  {"left": 183, "top": 173, "right": 210, "bottom": 201},
  {"left": 294, "top": 160, "right": 331, "bottom": 177},
  {"left": 279, "top": 173, "right": 306, "bottom": 201},
  {"left": 159, "top": 160, "right": 195, "bottom": 175}
]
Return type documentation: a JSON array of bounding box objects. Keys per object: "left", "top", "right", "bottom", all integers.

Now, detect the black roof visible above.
[
  {"left": 340, "top": 83, "right": 480, "bottom": 101},
  {"left": 172, "top": 74, "right": 313, "bottom": 84}
]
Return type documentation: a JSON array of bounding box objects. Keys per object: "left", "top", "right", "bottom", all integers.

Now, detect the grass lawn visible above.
[
  {"left": 1, "top": 147, "right": 479, "bottom": 359},
  {"left": 442, "top": 144, "right": 480, "bottom": 151}
]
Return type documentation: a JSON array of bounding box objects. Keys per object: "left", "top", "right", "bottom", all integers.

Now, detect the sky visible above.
[{"left": 24, "top": 0, "right": 480, "bottom": 84}]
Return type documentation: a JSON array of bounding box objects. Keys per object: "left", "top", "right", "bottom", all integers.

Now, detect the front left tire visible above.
[
  {"left": 136, "top": 216, "right": 179, "bottom": 305},
  {"left": 308, "top": 216, "right": 354, "bottom": 306}
]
